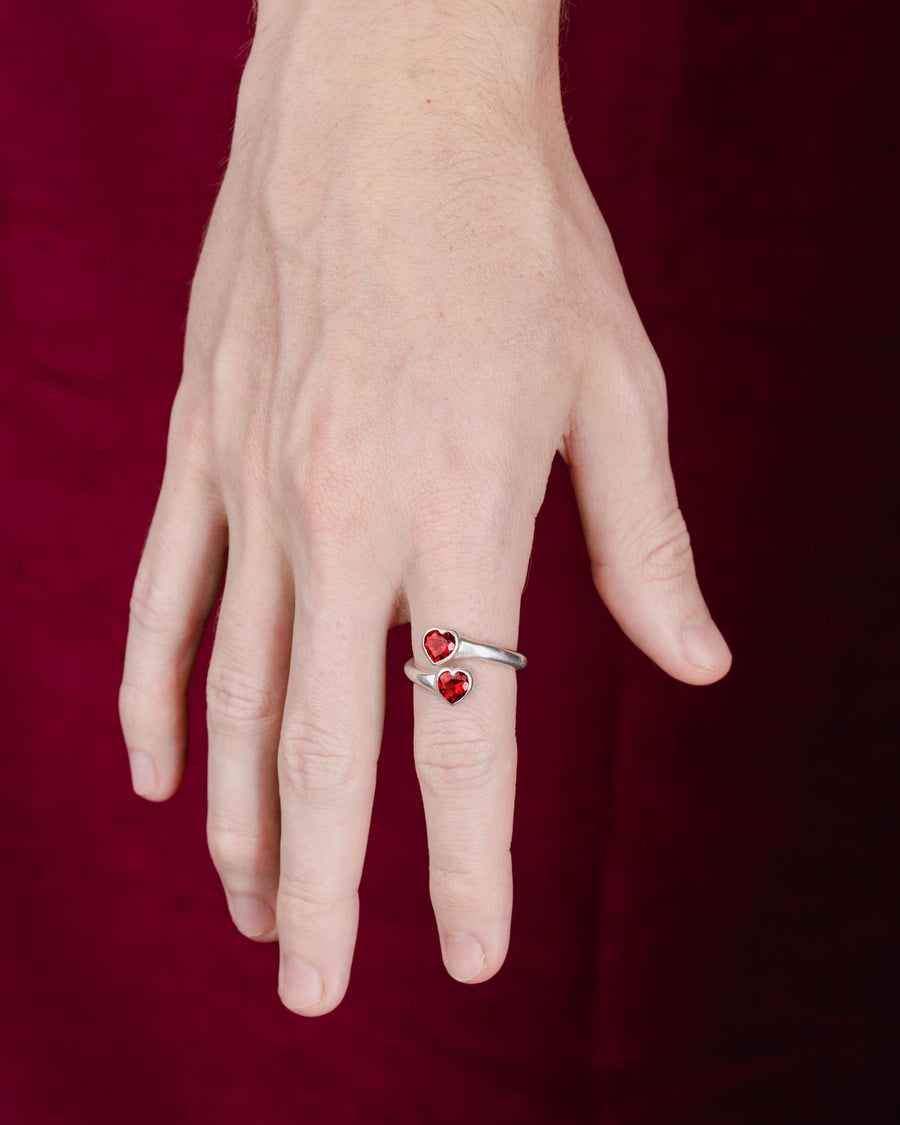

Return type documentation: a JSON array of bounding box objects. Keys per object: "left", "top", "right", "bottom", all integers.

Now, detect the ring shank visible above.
[
  {"left": 404, "top": 661, "right": 437, "bottom": 690},
  {"left": 454, "top": 638, "right": 527, "bottom": 670}
]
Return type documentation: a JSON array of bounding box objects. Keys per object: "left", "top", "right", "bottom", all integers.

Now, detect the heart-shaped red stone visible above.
[
  {"left": 437, "top": 668, "right": 471, "bottom": 704},
  {"left": 424, "top": 629, "right": 457, "bottom": 664}
]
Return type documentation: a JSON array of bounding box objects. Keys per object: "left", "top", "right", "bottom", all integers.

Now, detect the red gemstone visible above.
[
  {"left": 437, "top": 669, "right": 470, "bottom": 704},
  {"left": 424, "top": 629, "right": 456, "bottom": 664}
]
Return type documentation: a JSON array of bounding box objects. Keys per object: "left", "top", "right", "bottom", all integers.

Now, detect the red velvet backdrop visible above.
[{"left": 1, "top": 2, "right": 894, "bottom": 1122}]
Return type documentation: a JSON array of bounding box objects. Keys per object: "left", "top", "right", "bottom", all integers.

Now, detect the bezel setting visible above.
[
  {"left": 422, "top": 627, "right": 460, "bottom": 665},
  {"left": 436, "top": 666, "right": 472, "bottom": 705}
]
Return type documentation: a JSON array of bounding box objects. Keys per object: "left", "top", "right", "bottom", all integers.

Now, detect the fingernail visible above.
[
  {"left": 130, "top": 751, "right": 156, "bottom": 796},
  {"left": 444, "top": 933, "right": 486, "bottom": 982},
  {"left": 682, "top": 616, "right": 732, "bottom": 671},
  {"left": 280, "top": 956, "right": 324, "bottom": 1009},
  {"left": 229, "top": 895, "right": 276, "bottom": 937}
]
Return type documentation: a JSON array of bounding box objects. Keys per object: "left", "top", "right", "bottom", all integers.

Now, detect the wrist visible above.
[{"left": 252, "top": 0, "right": 564, "bottom": 109}]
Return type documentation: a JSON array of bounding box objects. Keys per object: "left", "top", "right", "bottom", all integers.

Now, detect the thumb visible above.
[{"left": 564, "top": 352, "right": 732, "bottom": 685}]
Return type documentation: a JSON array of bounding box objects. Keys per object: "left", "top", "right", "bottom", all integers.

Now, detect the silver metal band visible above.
[
  {"left": 406, "top": 627, "right": 528, "bottom": 705},
  {"left": 419, "top": 627, "right": 527, "bottom": 671}
]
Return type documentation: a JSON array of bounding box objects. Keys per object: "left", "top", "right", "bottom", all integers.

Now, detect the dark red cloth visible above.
[{"left": 1, "top": 2, "right": 894, "bottom": 1121}]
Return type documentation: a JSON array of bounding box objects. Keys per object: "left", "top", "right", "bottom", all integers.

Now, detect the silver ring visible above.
[
  {"left": 404, "top": 627, "right": 527, "bottom": 705},
  {"left": 418, "top": 627, "right": 527, "bottom": 671}
]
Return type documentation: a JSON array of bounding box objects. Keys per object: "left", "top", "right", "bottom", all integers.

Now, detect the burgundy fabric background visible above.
[{"left": 0, "top": 1, "right": 895, "bottom": 1122}]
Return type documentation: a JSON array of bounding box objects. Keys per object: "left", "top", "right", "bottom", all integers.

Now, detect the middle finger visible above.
[
  {"left": 275, "top": 562, "right": 392, "bottom": 1016},
  {"left": 406, "top": 530, "right": 532, "bottom": 986}
]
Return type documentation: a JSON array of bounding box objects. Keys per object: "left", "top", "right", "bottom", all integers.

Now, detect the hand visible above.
[{"left": 118, "top": 0, "right": 731, "bottom": 1015}]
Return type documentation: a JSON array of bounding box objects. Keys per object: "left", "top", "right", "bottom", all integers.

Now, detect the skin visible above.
[{"left": 118, "top": 0, "right": 732, "bottom": 1016}]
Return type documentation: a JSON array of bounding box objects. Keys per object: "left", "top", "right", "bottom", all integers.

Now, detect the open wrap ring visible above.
[{"left": 403, "top": 626, "right": 527, "bottom": 705}]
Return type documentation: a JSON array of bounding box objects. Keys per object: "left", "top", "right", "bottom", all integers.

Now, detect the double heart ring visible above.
[{"left": 403, "top": 627, "right": 527, "bottom": 705}]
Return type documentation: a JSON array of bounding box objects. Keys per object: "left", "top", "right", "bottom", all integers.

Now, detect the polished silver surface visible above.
[{"left": 421, "top": 626, "right": 527, "bottom": 670}]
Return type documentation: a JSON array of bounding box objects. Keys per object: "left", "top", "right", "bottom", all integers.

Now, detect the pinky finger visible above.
[{"left": 119, "top": 402, "right": 227, "bottom": 800}]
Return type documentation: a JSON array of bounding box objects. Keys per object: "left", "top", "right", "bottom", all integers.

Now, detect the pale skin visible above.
[{"left": 119, "top": 0, "right": 732, "bottom": 1016}]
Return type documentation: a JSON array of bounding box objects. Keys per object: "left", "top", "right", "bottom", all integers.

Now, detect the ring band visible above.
[
  {"left": 404, "top": 627, "right": 527, "bottom": 705},
  {"left": 418, "top": 627, "right": 527, "bottom": 671}
]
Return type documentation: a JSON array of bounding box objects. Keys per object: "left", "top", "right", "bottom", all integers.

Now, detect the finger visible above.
[
  {"left": 406, "top": 518, "right": 533, "bottom": 987},
  {"left": 119, "top": 395, "right": 227, "bottom": 800},
  {"left": 205, "top": 518, "right": 292, "bottom": 942},
  {"left": 275, "top": 570, "right": 390, "bottom": 1016},
  {"left": 566, "top": 342, "right": 732, "bottom": 684}
]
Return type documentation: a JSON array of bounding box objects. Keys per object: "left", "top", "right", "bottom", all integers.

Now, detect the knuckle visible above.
[
  {"left": 258, "top": 175, "right": 317, "bottom": 250},
  {"left": 286, "top": 433, "right": 371, "bottom": 558},
  {"left": 632, "top": 342, "right": 668, "bottom": 411},
  {"left": 279, "top": 716, "right": 357, "bottom": 793},
  {"left": 599, "top": 328, "right": 670, "bottom": 443},
  {"left": 429, "top": 861, "right": 486, "bottom": 911},
  {"left": 117, "top": 680, "right": 145, "bottom": 739},
  {"left": 277, "top": 879, "right": 337, "bottom": 924},
  {"left": 118, "top": 676, "right": 171, "bottom": 739},
  {"left": 167, "top": 382, "right": 214, "bottom": 476},
  {"left": 128, "top": 570, "right": 185, "bottom": 635},
  {"left": 411, "top": 466, "right": 531, "bottom": 576},
  {"left": 633, "top": 504, "right": 695, "bottom": 584},
  {"left": 299, "top": 476, "right": 365, "bottom": 549},
  {"left": 612, "top": 317, "right": 669, "bottom": 402},
  {"left": 206, "top": 663, "right": 279, "bottom": 729},
  {"left": 415, "top": 730, "right": 498, "bottom": 789},
  {"left": 206, "top": 332, "right": 245, "bottom": 396},
  {"left": 416, "top": 463, "right": 510, "bottom": 536},
  {"left": 206, "top": 822, "right": 260, "bottom": 877}
]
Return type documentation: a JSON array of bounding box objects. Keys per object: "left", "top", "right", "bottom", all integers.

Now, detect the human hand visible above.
[{"left": 119, "top": 0, "right": 731, "bottom": 1016}]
